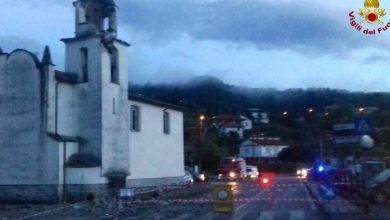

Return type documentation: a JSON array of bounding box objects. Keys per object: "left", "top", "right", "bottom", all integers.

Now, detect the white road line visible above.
[
  {"left": 257, "top": 211, "right": 274, "bottom": 220},
  {"left": 289, "top": 210, "right": 304, "bottom": 220},
  {"left": 302, "top": 182, "right": 317, "bottom": 211},
  {"left": 235, "top": 189, "right": 266, "bottom": 212}
]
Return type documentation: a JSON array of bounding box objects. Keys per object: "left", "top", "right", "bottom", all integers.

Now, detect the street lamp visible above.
[
  {"left": 198, "top": 115, "right": 206, "bottom": 171},
  {"left": 360, "top": 135, "right": 374, "bottom": 149},
  {"left": 360, "top": 134, "right": 374, "bottom": 215}
]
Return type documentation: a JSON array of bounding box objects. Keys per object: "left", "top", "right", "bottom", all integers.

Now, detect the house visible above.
[
  {"left": 248, "top": 108, "right": 269, "bottom": 124},
  {"left": 0, "top": 0, "right": 184, "bottom": 203},
  {"left": 239, "top": 137, "right": 289, "bottom": 161},
  {"left": 210, "top": 114, "right": 252, "bottom": 138}
]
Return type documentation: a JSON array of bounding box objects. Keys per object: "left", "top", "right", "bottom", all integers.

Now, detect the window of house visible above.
[
  {"left": 80, "top": 47, "right": 88, "bottom": 82},
  {"left": 163, "top": 111, "right": 170, "bottom": 134},
  {"left": 130, "top": 105, "right": 140, "bottom": 132}
]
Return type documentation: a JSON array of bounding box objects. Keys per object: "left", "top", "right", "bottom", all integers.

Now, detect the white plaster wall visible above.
[
  {"left": 58, "top": 83, "right": 78, "bottom": 136},
  {"left": 240, "top": 146, "right": 253, "bottom": 158},
  {"left": 101, "top": 41, "right": 129, "bottom": 174},
  {"left": 127, "top": 100, "right": 184, "bottom": 180},
  {"left": 65, "top": 38, "right": 103, "bottom": 160},
  {"left": 66, "top": 167, "right": 107, "bottom": 184},
  {"left": 0, "top": 51, "right": 61, "bottom": 185}
]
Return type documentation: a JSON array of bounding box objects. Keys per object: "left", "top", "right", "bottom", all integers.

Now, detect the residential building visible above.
[{"left": 239, "top": 137, "right": 289, "bottom": 161}]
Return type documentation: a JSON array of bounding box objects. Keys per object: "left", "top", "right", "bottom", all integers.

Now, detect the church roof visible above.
[
  {"left": 55, "top": 71, "right": 80, "bottom": 84},
  {"left": 129, "top": 94, "right": 185, "bottom": 112},
  {"left": 47, "top": 132, "right": 79, "bottom": 142}
]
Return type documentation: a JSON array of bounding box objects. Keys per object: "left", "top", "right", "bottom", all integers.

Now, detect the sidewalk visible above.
[
  {"left": 305, "top": 181, "right": 390, "bottom": 220},
  {"left": 305, "top": 181, "right": 360, "bottom": 214}
]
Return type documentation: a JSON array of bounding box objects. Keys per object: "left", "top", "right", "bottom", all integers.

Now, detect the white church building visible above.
[{"left": 0, "top": 0, "right": 184, "bottom": 203}]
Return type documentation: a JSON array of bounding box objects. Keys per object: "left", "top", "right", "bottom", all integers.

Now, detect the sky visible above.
[{"left": 1, "top": 0, "right": 390, "bottom": 92}]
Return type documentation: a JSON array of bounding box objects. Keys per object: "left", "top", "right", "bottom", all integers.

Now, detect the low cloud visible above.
[
  {"left": 119, "top": 0, "right": 389, "bottom": 56},
  {"left": 364, "top": 53, "right": 389, "bottom": 64}
]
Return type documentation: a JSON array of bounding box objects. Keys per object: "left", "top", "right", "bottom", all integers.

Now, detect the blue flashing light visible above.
[{"left": 317, "top": 165, "right": 324, "bottom": 172}]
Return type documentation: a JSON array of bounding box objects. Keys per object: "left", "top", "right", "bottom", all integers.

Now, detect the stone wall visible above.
[
  {"left": 0, "top": 185, "right": 61, "bottom": 204},
  {"left": 126, "top": 176, "right": 183, "bottom": 188}
]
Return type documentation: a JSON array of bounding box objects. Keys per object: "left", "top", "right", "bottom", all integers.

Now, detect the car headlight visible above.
[
  {"left": 297, "top": 170, "right": 302, "bottom": 175},
  {"left": 229, "top": 172, "right": 236, "bottom": 178},
  {"left": 199, "top": 174, "right": 206, "bottom": 181},
  {"left": 301, "top": 169, "right": 308, "bottom": 176}
]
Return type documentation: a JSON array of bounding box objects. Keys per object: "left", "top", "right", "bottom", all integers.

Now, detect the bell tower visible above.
[
  {"left": 74, "top": 0, "right": 117, "bottom": 38},
  {"left": 62, "top": 0, "right": 130, "bottom": 179}
]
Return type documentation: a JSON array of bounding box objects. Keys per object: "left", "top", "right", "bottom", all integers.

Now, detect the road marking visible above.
[
  {"left": 289, "top": 210, "right": 304, "bottom": 220},
  {"left": 234, "top": 189, "right": 266, "bottom": 212},
  {"left": 303, "top": 183, "right": 317, "bottom": 211},
  {"left": 257, "top": 211, "right": 274, "bottom": 220}
]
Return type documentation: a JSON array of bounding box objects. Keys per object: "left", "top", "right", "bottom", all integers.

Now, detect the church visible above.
[{"left": 0, "top": 0, "right": 184, "bottom": 203}]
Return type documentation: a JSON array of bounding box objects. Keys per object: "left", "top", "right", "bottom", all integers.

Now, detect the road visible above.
[
  {"left": 207, "top": 175, "right": 323, "bottom": 220},
  {"left": 7, "top": 174, "right": 389, "bottom": 220}
]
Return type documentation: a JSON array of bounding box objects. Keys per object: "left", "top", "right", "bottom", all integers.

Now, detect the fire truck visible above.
[{"left": 217, "top": 157, "right": 247, "bottom": 180}]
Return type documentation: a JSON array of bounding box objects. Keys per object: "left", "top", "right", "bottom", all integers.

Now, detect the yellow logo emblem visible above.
[{"left": 359, "top": 0, "right": 386, "bottom": 25}]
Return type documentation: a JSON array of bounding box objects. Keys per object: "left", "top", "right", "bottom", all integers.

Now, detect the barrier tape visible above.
[
  {"left": 150, "top": 182, "right": 364, "bottom": 190},
  {"left": 120, "top": 197, "right": 363, "bottom": 205}
]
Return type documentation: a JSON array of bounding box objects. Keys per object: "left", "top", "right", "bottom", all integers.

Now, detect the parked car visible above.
[
  {"left": 183, "top": 171, "right": 194, "bottom": 184},
  {"left": 190, "top": 171, "right": 206, "bottom": 182},
  {"left": 368, "top": 169, "right": 390, "bottom": 204},
  {"left": 245, "top": 165, "right": 259, "bottom": 179}
]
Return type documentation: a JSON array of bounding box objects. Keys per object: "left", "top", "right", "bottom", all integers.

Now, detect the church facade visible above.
[{"left": 0, "top": 0, "right": 184, "bottom": 203}]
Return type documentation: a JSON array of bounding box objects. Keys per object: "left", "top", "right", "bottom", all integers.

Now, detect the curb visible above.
[{"left": 303, "top": 182, "right": 327, "bottom": 214}]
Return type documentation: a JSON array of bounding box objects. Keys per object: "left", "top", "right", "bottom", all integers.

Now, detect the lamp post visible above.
[
  {"left": 198, "top": 115, "right": 206, "bottom": 172},
  {"left": 360, "top": 134, "right": 374, "bottom": 215}
]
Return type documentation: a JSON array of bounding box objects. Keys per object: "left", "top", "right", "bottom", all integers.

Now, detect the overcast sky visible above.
[{"left": 1, "top": 0, "right": 390, "bottom": 92}]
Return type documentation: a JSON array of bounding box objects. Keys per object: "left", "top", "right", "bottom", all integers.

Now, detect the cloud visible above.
[
  {"left": 118, "top": 0, "right": 390, "bottom": 56},
  {"left": 0, "top": 35, "right": 44, "bottom": 55},
  {"left": 364, "top": 53, "right": 389, "bottom": 64}
]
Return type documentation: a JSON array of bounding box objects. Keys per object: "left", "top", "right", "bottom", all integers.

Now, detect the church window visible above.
[
  {"left": 130, "top": 105, "right": 140, "bottom": 132},
  {"left": 163, "top": 111, "right": 170, "bottom": 135},
  {"left": 80, "top": 47, "right": 88, "bottom": 82},
  {"left": 110, "top": 48, "right": 119, "bottom": 84}
]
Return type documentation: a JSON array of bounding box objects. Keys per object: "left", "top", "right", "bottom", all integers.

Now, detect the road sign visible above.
[
  {"left": 354, "top": 117, "right": 373, "bottom": 135},
  {"left": 119, "top": 188, "right": 135, "bottom": 201},
  {"left": 318, "top": 183, "right": 336, "bottom": 201},
  {"left": 213, "top": 185, "right": 233, "bottom": 213}
]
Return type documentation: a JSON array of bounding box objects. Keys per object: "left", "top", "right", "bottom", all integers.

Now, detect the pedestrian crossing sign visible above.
[{"left": 354, "top": 117, "right": 373, "bottom": 135}]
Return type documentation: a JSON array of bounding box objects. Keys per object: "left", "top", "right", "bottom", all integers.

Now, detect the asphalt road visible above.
[
  {"left": 215, "top": 175, "right": 324, "bottom": 220},
  {"left": 7, "top": 175, "right": 389, "bottom": 220}
]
